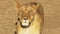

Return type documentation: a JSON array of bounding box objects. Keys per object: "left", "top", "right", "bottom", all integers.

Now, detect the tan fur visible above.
[
  {"left": 14, "top": 1, "right": 44, "bottom": 34},
  {"left": 16, "top": 14, "right": 42, "bottom": 34}
]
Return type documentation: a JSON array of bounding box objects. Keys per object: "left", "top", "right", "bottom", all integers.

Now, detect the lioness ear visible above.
[
  {"left": 31, "top": 3, "right": 39, "bottom": 9},
  {"left": 14, "top": 0, "right": 21, "bottom": 10}
]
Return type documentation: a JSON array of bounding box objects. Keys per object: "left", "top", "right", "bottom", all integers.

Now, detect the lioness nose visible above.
[{"left": 23, "top": 17, "right": 28, "bottom": 20}]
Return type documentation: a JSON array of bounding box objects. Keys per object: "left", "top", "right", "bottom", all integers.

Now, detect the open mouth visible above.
[
  {"left": 20, "top": 22, "right": 31, "bottom": 28},
  {"left": 20, "top": 20, "right": 31, "bottom": 28}
]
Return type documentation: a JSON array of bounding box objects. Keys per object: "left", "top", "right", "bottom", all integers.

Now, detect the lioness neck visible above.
[{"left": 17, "top": 14, "right": 41, "bottom": 34}]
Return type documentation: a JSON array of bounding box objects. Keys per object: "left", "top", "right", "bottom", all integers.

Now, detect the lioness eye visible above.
[
  {"left": 28, "top": 11, "right": 31, "bottom": 14},
  {"left": 29, "top": 11, "right": 32, "bottom": 13},
  {"left": 29, "top": 11, "right": 32, "bottom": 12},
  {"left": 19, "top": 11, "right": 24, "bottom": 15},
  {"left": 28, "top": 11, "right": 33, "bottom": 15}
]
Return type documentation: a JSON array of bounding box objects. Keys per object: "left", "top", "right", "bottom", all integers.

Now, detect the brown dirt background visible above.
[{"left": 0, "top": 0, "right": 60, "bottom": 34}]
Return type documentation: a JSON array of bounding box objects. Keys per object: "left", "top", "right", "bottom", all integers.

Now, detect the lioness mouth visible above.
[
  {"left": 20, "top": 22, "right": 31, "bottom": 28},
  {"left": 20, "top": 20, "right": 31, "bottom": 28}
]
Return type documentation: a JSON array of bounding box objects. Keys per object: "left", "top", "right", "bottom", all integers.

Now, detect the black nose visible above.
[{"left": 24, "top": 17, "right": 28, "bottom": 20}]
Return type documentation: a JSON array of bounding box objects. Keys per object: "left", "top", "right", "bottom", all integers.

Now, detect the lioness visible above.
[{"left": 14, "top": 1, "right": 44, "bottom": 34}]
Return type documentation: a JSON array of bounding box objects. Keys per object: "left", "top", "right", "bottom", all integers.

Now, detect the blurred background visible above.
[{"left": 0, "top": 0, "right": 60, "bottom": 34}]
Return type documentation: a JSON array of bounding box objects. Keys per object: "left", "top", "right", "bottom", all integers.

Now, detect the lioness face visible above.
[
  {"left": 18, "top": 6, "right": 36, "bottom": 28},
  {"left": 15, "top": 2, "right": 39, "bottom": 28}
]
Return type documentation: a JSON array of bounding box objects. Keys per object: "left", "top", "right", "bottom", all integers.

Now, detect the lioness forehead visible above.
[{"left": 20, "top": 4, "right": 35, "bottom": 12}]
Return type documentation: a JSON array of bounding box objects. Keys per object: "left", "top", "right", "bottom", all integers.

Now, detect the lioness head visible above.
[{"left": 14, "top": 2, "right": 40, "bottom": 28}]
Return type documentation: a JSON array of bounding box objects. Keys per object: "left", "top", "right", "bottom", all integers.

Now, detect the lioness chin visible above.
[{"left": 14, "top": 1, "right": 44, "bottom": 34}]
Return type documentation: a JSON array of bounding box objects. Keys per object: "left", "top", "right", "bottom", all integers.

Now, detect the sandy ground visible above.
[{"left": 0, "top": 0, "right": 60, "bottom": 34}]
